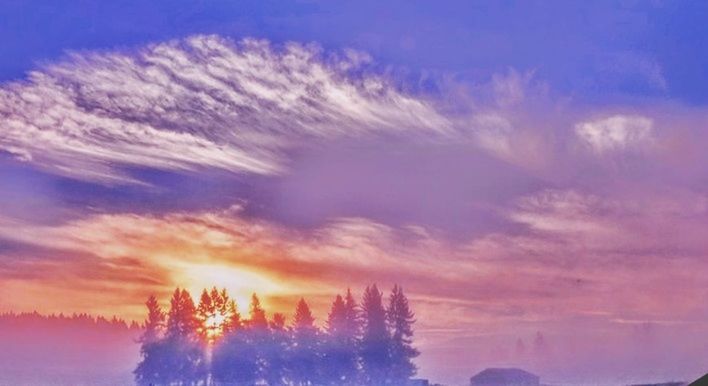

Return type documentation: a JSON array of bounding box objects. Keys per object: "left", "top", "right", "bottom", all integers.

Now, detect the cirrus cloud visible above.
[
  {"left": 575, "top": 114, "right": 654, "bottom": 153},
  {"left": 0, "top": 35, "right": 451, "bottom": 183}
]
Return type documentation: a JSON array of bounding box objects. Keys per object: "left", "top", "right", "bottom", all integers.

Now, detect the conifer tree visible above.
[
  {"left": 196, "top": 289, "right": 215, "bottom": 341},
  {"left": 142, "top": 295, "right": 165, "bottom": 344},
  {"left": 167, "top": 288, "right": 200, "bottom": 338},
  {"left": 212, "top": 331, "right": 259, "bottom": 385},
  {"left": 210, "top": 287, "right": 225, "bottom": 314},
  {"left": 248, "top": 293, "right": 268, "bottom": 330},
  {"left": 222, "top": 299, "right": 242, "bottom": 335},
  {"left": 387, "top": 285, "right": 419, "bottom": 384},
  {"left": 134, "top": 295, "right": 168, "bottom": 386},
  {"left": 270, "top": 312, "right": 286, "bottom": 330},
  {"left": 164, "top": 288, "right": 206, "bottom": 384},
  {"left": 291, "top": 298, "right": 321, "bottom": 386},
  {"left": 361, "top": 284, "right": 391, "bottom": 384},
  {"left": 323, "top": 292, "right": 360, "bottom": 385},
  {"left": 344, "top": 288, "right": 361, "bottom": 347},
  {"left": 264, "top": 312, "right": 289, "bottom": 385},
  {"left": 211, "top": 296, "right": 255, "bottom": 385}
]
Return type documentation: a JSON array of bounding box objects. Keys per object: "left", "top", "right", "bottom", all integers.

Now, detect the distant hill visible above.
[{"left": 0, "top": 312, "right": 141, "bottom": 386}]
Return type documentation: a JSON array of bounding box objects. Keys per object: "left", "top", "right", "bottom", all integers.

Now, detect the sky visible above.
[{"left": 1, "top": 1, "right": 708, "bottom": 385}]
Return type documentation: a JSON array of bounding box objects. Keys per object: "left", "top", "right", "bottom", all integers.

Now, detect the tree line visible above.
[{"left": 134, "top": 284, "right": 419, "bottom": 385}]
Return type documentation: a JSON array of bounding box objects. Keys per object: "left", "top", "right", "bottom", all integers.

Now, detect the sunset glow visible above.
[{"left": 180, "top": 263, "right": 286, "bottom": 312}]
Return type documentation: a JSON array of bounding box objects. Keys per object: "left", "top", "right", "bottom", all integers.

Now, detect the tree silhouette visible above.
[
  {"left": 164, "top": 289, "right": 206, "bottom": 385},
  {"left": 166, "top": 289, "right": 200, "bottom": 339},
  {"left": 135, "top": 284, "right": 419, "bottom": 385},
  {"left": 223, "top": 299, "right": 242, "bottom": 334},
  {"left": 323, "top": 292, "right": 361, "bottom": 385},
  {"left": 196, "top": 289, "right": 215, "bottom": 341},
  {"left": 387, "top": 285, "right": 419, "bottom": 384},
  {"left": 263, "top": 312, "right": 289, "bottom": 385},
  {"left": 134, "top": 295, "right": 167, "bottom": 386},
  {"left": 360, "top": 284, "right": 391, "bottom": 384},
  {"left": 212, "top": 330, "right": 259, "bottom": 385},
  {"left": 143, "top": 295, "right": 165, "bottom": 344},
  {"left": 290, "top": 298, "right": 321, "bottom": 385},
  {"left": 248, "top": 293, "right": 268, "bottom": 330}
]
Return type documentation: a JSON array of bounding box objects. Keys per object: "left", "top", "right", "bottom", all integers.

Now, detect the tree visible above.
[
  {"left": 196, "top": 289, "right": 215, "bottom": 341},
  {"left": 263, "top": 312, "right": 290, "bottom": 385},
  {"left": 212, "top": 331, "right": 259, "bottom": 385},
  {"left": 290, "top": 298, "right": 321, "bottom": 385},
  {"left": 166, "top": 288, "right": 200, "bottom": 339},
  {"left": 211, "top": 296, "right": 258, "bottom": 385},
  {"left": 323, "top": 292, "right": 360, "bottom": 385},
  {"left": 270, "top": 312, "right": 286, "bottom": 330},
  {"left": 222, "top": 299, "right": 242, "bottom": 335},
  {"left": 134, "top": 295, "right": 168, "bottom": 386},
  {"left": 142, "top": 295, "right": 165, "bottom": 344},
  {"left": 387, "top": 285, "right": 419, "bottom": 384},
  {"left": 343, "top": 289, "right": 360, "bottom": 343},
  {"left": 163, "top": 288, "right": 207, "bottom": 385},
  {"left": 360, "top": 284, "right": 391, "bottom": 384},
  {"left": 135, "top": 285, "right": 420, "bottom": 386},
  {"left": 210, "top": 287, "right": 226, "bottom": 315},
  {"left": 248, "top": 293, "right": 268, "bottom": 330}
]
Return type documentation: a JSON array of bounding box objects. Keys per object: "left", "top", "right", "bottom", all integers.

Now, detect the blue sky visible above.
[{"left": 2, "top": 0, "right": 708, "bottom": 103}]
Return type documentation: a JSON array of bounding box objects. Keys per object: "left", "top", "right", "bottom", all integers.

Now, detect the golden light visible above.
[
  {"left": 205, "top": 313, "right": 227, "bottom": 339},
  {"left": 174, "top": 261, "right": 287, "bottom": 311}
]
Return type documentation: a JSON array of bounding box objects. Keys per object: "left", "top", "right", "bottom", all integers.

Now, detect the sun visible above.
[
  {"left": 174, "top": 261, "right": 286, "bottom": 312},
  {"left": 204, "top": 313, "right": 227, "bottom": 339}
]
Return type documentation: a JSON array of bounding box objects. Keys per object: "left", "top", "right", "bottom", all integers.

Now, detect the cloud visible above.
[
  {"left": 0, "top": 35, "right": 451, "bottom": 183},
  {"left": 575, "top": 114, "right": 654, "bottom": 153},
  {"left": 491, "top": 68, "right": 535, "bottom": 107},
  {"left": 1, "top": 192, "right": 707, "bottom": 385}
]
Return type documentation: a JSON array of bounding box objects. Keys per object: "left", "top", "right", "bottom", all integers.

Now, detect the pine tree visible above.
[
  {"left": 323, "top": 292, "right": 360, "bottom": 385},
  {"left": 167, "top": 288, "right": 200, "bottom": 339},
  {"left": 361, "top": 284, "right": 391, "bottom": 384},
  {"left": 264, "top": 312, "right": 289, "bottom": 385},
  {"left": 134, "top": 295, "right": 168, "bottom": 386},
  {"left": 327, "top": 294, "right": 347, "bottom": 336},
  {"left": 344, "top": 288, "right": 361, "bottom": 346},
  {"left": 248, "top": 293, "right": 268, "bottom": 330},
  {"left": 142, "top": 295, "right": 165, "bottom": 344},
  {"left": 387, "top": 285, "right": 419, "bottom": 384},
  {"left": 212, "top": 331, "right": 259, "bottom": 385},
  {"left": 210, "top": 287, "right": 225, "bottom": 315},
  {"left": 212, "top": 295, "right": 258, "bottom": 385},
  {"left": 291, "top": 298, "right": 321, "bottom": 386},
  {"left": 196, "top": 289, "right": 215, "bottom": 341},
  {"left": 164, "top": 288, "right": 206, "bottom": 384},
  {"left": 222, "top": 299, "right": 242, "bottom": 335},
  {"left": 270, "top": 312, "right": 286, "bottom": 330}
]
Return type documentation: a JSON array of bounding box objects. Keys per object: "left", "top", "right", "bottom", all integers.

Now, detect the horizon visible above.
[{"left": 1, "top": 1, "right": 707, "bottom": 386}]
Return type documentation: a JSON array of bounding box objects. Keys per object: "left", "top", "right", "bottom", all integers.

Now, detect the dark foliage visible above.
[{"left": 134, "top": 284, "right": 418, "bottom": 385}]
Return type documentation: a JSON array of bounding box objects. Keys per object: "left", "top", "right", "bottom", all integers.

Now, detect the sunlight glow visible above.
[
  {"left": 176, "top": 262, "right": 287, "bottom": 310},
  {"left": 205, "top": 313, "right": 227, "bottom": 339}
]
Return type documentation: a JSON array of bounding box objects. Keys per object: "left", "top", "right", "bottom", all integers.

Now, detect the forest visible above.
[{"left": 135, "top": 284, "right": 419, "bottom": 386}]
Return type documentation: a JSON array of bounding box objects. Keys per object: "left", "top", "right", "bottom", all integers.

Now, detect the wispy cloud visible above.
[
  {"left": 575, "top": 115, "right": 654, "bottom": 153},
  {"left": 0, "top": 36, "right": 451, "bottom": 183}
]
